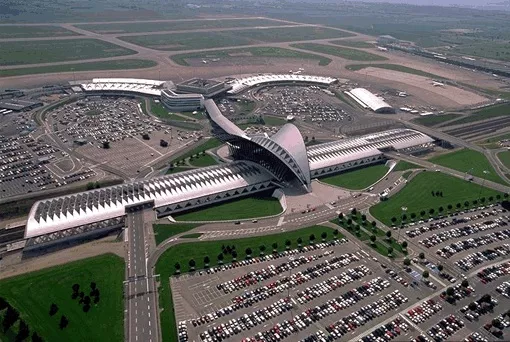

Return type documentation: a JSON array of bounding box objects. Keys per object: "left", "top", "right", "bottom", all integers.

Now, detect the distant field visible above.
[
  {"left": 452, "top": 41, "right": 510, "bottom": 62},
  {"left": 429, "top": 149, "right": 507, "bottom": 185},
  {"left": 329, "top": 40, "right": 374, "bottom": 48},
  {"left": 370, "top": 172, "right": 501, "bottom": 226},
  {"left": 76, "top": 18, "right": 289, "bottom": 33},
  {"left": 0, "top": 39, "right": 136, "bottom": 66},
  {"left": 170, "top": 47, "right": 332, "bottom": 66},
  {"left": 121, "top": 26, "right": 351, "bottom": 51},
  {"left": 320, "top": 164, "right": 389, "bottom": 190},
  {"left": 476, "top": 132, "right": 510, "bottom": 149},
  {"left": 0, "top": 254, "right": 123, "bottom": 342},
  {"left": 411, "top": 114, "right": 462, "bottom": 127},
  {"left": 0, "top": 25, "right": 77, "bottom": 38},
  {"left": 346, "top": 63, "right": 443, "bottom": 78},
  {"left": 393, "top": 161, "right": 422, "bottom": 171},
  {"left": 0, "top": 59, "right": 157, "bottom": 77},
  {"left": 444, "top": 103, "right": 510, "bottom": 126},
  {"left": 291, "top": 43, "right": 387, "bottom": 61},
  {"left": 263, "top": 116, "right": 288, "bottom": 126},
  {"left": 497, "top": 151, "right": 510, "bottom": 169}
]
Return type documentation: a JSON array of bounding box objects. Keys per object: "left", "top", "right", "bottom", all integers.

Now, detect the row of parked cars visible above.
[
  {"left": 436, "top": 230, "right": 510, "bottom": 259},
  {"left": 178, "top": 321, "right": 188, "bottom": 342},
  {"left": 427, "top": 314, "right": 465, "bottom": 341},
  {"left": 385, "top": 269, "right": 409, "bottom": 287},
  {"left": 496, "top": 281, "right": 510, "bottom": 298},
  {"left": 419, "top": 218, "right": 508, "bottom": 248},
  {"left": 205, "top": 240, "right": 347, "bottom": 276},
  {"left": 359, "top": 317, "right": 410, "bottom": 342},
  {"left": 463, "top": 332, "right": 488, "bottom": 342},
  {"left": 296, "top": 266, "right": 371, "bottom": 304},
  {"left": 440, "top": 283, "right": 475, "bottom": 302},
  {"left": 476, "top": 262, "right": 510, "bottom": 283},
  {"left": 455, "top": 244, "right": 510, "bottom": 271},
  {"left": 406, "top": 299, "right": 443, "bottom": 324}
]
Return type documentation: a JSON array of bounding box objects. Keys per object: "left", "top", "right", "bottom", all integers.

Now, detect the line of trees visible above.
[{"left": 0, "top": 296, "right": 44, "bottom": 341}]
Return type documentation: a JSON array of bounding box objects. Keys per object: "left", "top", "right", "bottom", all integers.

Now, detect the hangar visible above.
[{"left": 346, "top": 88, "right": 394, "bottom": 113}]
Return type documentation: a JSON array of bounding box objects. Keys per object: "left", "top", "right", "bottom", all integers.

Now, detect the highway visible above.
[{"left": 126, "top": 210, "right": 159, "bottom": 342}]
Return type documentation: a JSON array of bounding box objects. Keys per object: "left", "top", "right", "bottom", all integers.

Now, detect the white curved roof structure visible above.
[
  {"left": 347, "top": 88, "right": 393, "bottom": 113},
  {"left": 80, "top": 78, "right": 165, "bottom": 96},
  {"left": 26, "top": 161, "right": 273, "bottom": 239},
  {"left": 228, "top": 74, "right": 337, "bottom": 94}
]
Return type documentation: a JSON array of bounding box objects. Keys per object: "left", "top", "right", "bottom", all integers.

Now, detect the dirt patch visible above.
[{"left": 355, "top": 67, "right": 488, "bottom": 106}]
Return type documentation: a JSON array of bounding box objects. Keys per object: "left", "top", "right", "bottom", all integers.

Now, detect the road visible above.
[{"left": 126, "top": 210, "right": 159, "bottom": 342}]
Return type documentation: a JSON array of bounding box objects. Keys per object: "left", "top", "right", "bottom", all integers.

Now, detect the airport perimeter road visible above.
[{"left": 126, "top": 211, "right": 159, "bottom": 342}]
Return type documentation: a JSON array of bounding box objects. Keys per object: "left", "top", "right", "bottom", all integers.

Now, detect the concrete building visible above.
[
  {"left": 160, "top": 89, "right": 204, "bottom": 111},
  {"left": 346, "top": 88, "right": 394, "bottom": 113},
  {"left": 176, "top": 78, "right": 231, "bottom": 98}
]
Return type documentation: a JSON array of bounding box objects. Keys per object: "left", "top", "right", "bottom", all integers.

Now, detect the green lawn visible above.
[
  {"left": 149, "top": 100, "right": 192, "bottom": 121},
  {"left": 166, "top": 167, "right": 194, "bottom": 174},
  {"left": 497, "top": 151, "right": 510, "bottom": 169},
  {"left": 263, "top": 116, "right": 288, "bottom": 126},
  {"left": 0, "top": 254, "right": 124, "bottom": 342},
  {"left": 76, "top": 18, "right": 288, "bottom": 33},
  {"left": 153, "top": 223, "right": 200, "bottom": 245},
  {"left": 429, "top": 149, "right": 507, "bottom": 185},
  {"left": 329, "top": 40, "right": 374, "bottom": 48},
  {"left": 123, "top": 27, "right": 351, "bottom": 51},
  {"left": 412, "top": 114, "right": 463, "bottom": 127},
  {"left": 320, "top": 164, "right": 389, "bottom": 190},
  {"left": 346, "top": 63, "right": 443, "bottom": 79},
  {"left": 0, "top": 59, "right": 157, "bottom": 77},
  {"left": 445, "top": 103, "right": 510, "bottom": 126},
  {"left": 155, "top": 225, "right": 341, "bottom": 341},
  {"left": 370, "top": 171, "right": 502, "bottom": 226},
  {"left": 0, "top": 25, "right": 77, "bottom": 38},
  {"left": 188, "top": 154, "right": 218, "bottom": 167},
  {"left": 394, "top": 161, "right": 422, "bottom": 171},
  {"left": 0, "top": 39, "right": 136, "bottom": 66},
  {"left": 169, "top": 138, "right": 223, "bottom": 166},
  {"left": 170, "top": 47, "right": 332, "bottom": 66},
  {"left": 402, "top": 171, "right": 413, "bottom": 179},
  {"left": 173, "top": 194, "right": 282, "bottom": 221},
  {"left": 181, "top": 233, "right": 203, "bottom": 239},
  {"left": 291, "top": 43, "right": 387, "bottom": 61},
  {"left": 477, "top": 133, "right": 510, "bottom": 149}
]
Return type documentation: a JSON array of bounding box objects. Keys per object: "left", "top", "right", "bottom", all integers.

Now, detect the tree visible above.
[
  {"left": 419, "top": 252, "right": 425, "bottom": 260},
  {"left": 403, "top": 258, "right": 411, "bottom": 266},
  {"left": 0, "top": 297, "right": 7, "bottom": 310},
  {"left": 259, "top": 245, "right": 266, "bottom": 256},
  {"left": 437, "top": 264, "right": 444, "bottom": 272},
  {"left": 49, "top": 303, "right": 58, "bottom": 316},
  {"left": 309, "top": 234, "right": 315, "bottom": 245},
  {"left": 456, "top": 203, "right": 462, "bottom": 210},
  {"left": 385, "top": 230, "right": 392, "bottom": 241},
  {"left": 245, "top": 248, "right": 252, "bottom": 258},
  {"left": 59, "top": 315, "right": 69, "bottom": 330},
  {"left": 497, "top": 194, "right": 502, "bottom": 201},
  {"left": 371, "top": 221, "right": 377, "bottom": 228},
  {"left": 83, "top": 296, "right": 91, "bottom": 306},
  {"left": 438, "top": 206, "right": 444, "bottom": 214},
  {"left": 338, "top": 213, "right": 344, "bottom": 221},
  {"left": 297, "top": 237, "right": 303, "bottom": 247},
  {"left": 473, "top": 199, "right": 478, "bottom": 206},
  {"left": 204, "top": 256, "right": 210, "bottom": 268},
  {"left": 333, "top": 229, "right": 339, "bottom": 239},
  {"left": 480, "top": 197, "right": 486, "bottom": 204},
  {"left": 402, "top": 241, "right": 408, "bottom": 249},
  {"left": 31, "top": 332, "right": 43, "bottom": 342},
  {"left": 16, "top": 320, "right": 29, "bottom": 342},
  {"left": 492, "top": 318, "right": 501, "bottom": 327},
  {"left": 361, "top": 214, "right": 367, "bottom": 222},
  {"left": 468, "top": 302, "right": 477, "bottom": 311},
  {"left": 431, "top": 190, "right": 435, "bottom": 197},
  {"left": 189, "top": 259, "right": 196, "bottom": 271},
  {"left": 86, "top": 182, "right": 95, "bottom": 190},
  {"left": 489, "top": 196, "right": 494, "bottom": 202},
  {"left": 217, "top": 253, "right": 224, "bottom": 264},
  {"left": 390, "top": 217, "right": 397, "bottom": 225},
  {"left": 505, "top": 193, "right": 509, "bottom": 199},
  {"left": 422, "top": 270, "right": 429, "bottom": 279},
  {"left": 429, "top": 208, "right": 435, "bottom": 215},
  {"left": 90, "top": 282, "right": 96, "bottom": 290},
  {"left": 420, "top": 210, "right": 426, "bottom": 217},
  {"left": 410, "top": 213, "right": 417, "bottom": 221},
  {"left": 231, "top": 251, "right": 238, "bottom": 261},
  {"left": 347, "top": 218, "right": 353, "bottom": 227},
  {"left": 321, "top": 232, "right": 327, "bottom": 242},
  {"left": 387, "top": 246, "right": 394, "bottom": 256},
  {"left": 94, "top": 295, "right": 100, "bottom": 304},
  {"left": 464, "top": 201, "right": 470, "bottom": 208},
  {"left": 446, "top": 287, "right": 455, "bottom": 296},
  {"left": 354, "top": 225, "right": 361, "bottom": 236},
  {"left": 102, "top": 141, "right": 110, "bottom": 149},
  {"left": 370, "top": 235, "right": 377, "bottom": 246},
  {"left": 3, "top": 306, "right": 19, "bottom": 332},
  {"left": 272, "top": 242, "right": 278, "bottom": 253},
  {"left": 174, "top": 262, "right": 181, "bottom": 275},
  {"left": 401, "top": 214, "right": 407, "bottom": 222},
  {"left": 461, "top": 279, "right": 469, "bottom": 288},
  {"left": 447, "top": 204, "right": 453, "bottom": 211},
  {"left": 351, "top": 208, "right": 357, "bottom": 216},
  {"left": 285, "top": 239, "right": 291, "bottom": 250}
]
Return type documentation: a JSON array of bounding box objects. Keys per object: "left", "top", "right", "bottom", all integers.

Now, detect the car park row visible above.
[
  {"left": 427, "top": 314, "right": 465, "bottom": 341},
  {"left": 405, "top": 299, "right": 443, "bottom": 324},
  {"left": 436, "top": 229, "right": 510, "bottom": 258},
  {"left": 358, "top": 317, "right": 410, "bottom": 342},
  {"left": 454, "top": 244, "right": 510, "bottom": 271}
]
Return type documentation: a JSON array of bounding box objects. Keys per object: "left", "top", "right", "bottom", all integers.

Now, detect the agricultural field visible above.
[
  {"left": 320, "top": 164, "right": 389, "bottom": 190},
  {"left": 451, "top": 41, "right": 510, "bottom": 62},
  {"left": 155, "top": 225, "right": 340, "bottom": 342},
  {"left": 370, "top": 171, "right": 502, "bottom": 226},
  {"left": 0, "top": 254, "right": 124, "bottom": 342},
  {"left": 121, "top": 26, "right": 351, "bottom": 51},
  {"left": 291, "top": 43, "right": 387, "bottom": 61},
  {"left": 75, "top": 18, "right": 288, "bottom": 33},
  {"left": 429, "top": 148, "right": 507, "bottom": 185},
  {"left": 346, "top": 63, "right": 443, "bottom": 78},
  {"left": 411, "top": 114, "right": 462, "bottom": 127},
  {"left": 0, "top": 25, "right": 77, "bottom": 38},
  {"left": 170, "top": 47, "right": 332, "bottom": 66},
  {"left": 444, "top": 103, "right": 510, "bottom": 126},
  {"left": 173, "top": 194, "right": 282, "bottom": 221},
  {"left": 0, "top": 39, "right": 136, "bottom": 66},
  {"left": 0, "top": 59, "right": 157, "bottom": 77},
  {"left": 329, "top": 40, "right": 374, "bottom": 48},
  {"left": 153, "top": 223, "right": 200, "bottom": 245}
]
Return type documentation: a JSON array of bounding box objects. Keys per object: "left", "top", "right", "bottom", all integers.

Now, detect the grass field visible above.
[
  {"left": 169, "top": 138, "right": 223, "bottom": 166},
  {"left": 370, "top": 171, "right": 502, "bottom": 226},
  {"left": 429, "top": 149, "right": 507, "bottom": 185},
  {"left": 291, "top": 43, "right": 387, "bottom": 61},
  {"left": 393, "top": 161, "right": 422, "bottom": 171},
  {"left": 411, "top": 114, "right": 463, "bottom": 127},
  {"left": 170, "top": 47, "right": 332, "bottom": 66},
  {"left": 0, "top": 25, "right": 77, "bottom": 38},
  {"left": 497, "top": 151, "right": 510, "bottom": 169},
  {"left": 173, "top": 194, "right": 282, "bottom": 221},
  {"left": 166, "top": 167, "right": 192, "bottom": 174},
  {"left": 188, "top": 154, "right": 218, "bottom": 167},
  {"left": 445, "top": 103, "right": 510, "bottom": 126},
  {"left": 345, "top": 63, "right": 443, "bottom": 78},
  {"left": 0, "top": 59, "right": 157, "bottom": 77},
  {"left": 0, "top": 39, "right": 136, "bottom": 66},
  {"left": 155, "top": 225, "right": 341, "bottom": 342},
  {"left": 477, "top": 133, "right": 510, "bottom": 149},
  {"left": 153, "top": 223, "right": 200, "bottom": 245},
  {"left": 320, "top": 164, "right": 389, "bottom": 190},
  {"left": 76, "top": 18, "right": 288, "bottom": 33},
  {"left": 122, "top": 27, "right": 351, "bottom": 51},
  {"left": 0, "top": 254, "right": 124, "bottom": 342},
  {"left": 263, "top": 116, "right": 288, "bottom": 126},
  {"left": 329, "top": 40, "right": 374, "bottom": 48}
]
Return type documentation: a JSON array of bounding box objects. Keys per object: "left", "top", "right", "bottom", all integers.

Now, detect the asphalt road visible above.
[{"left": 126, "top": 211, "right": 159, "bottom": 342}]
